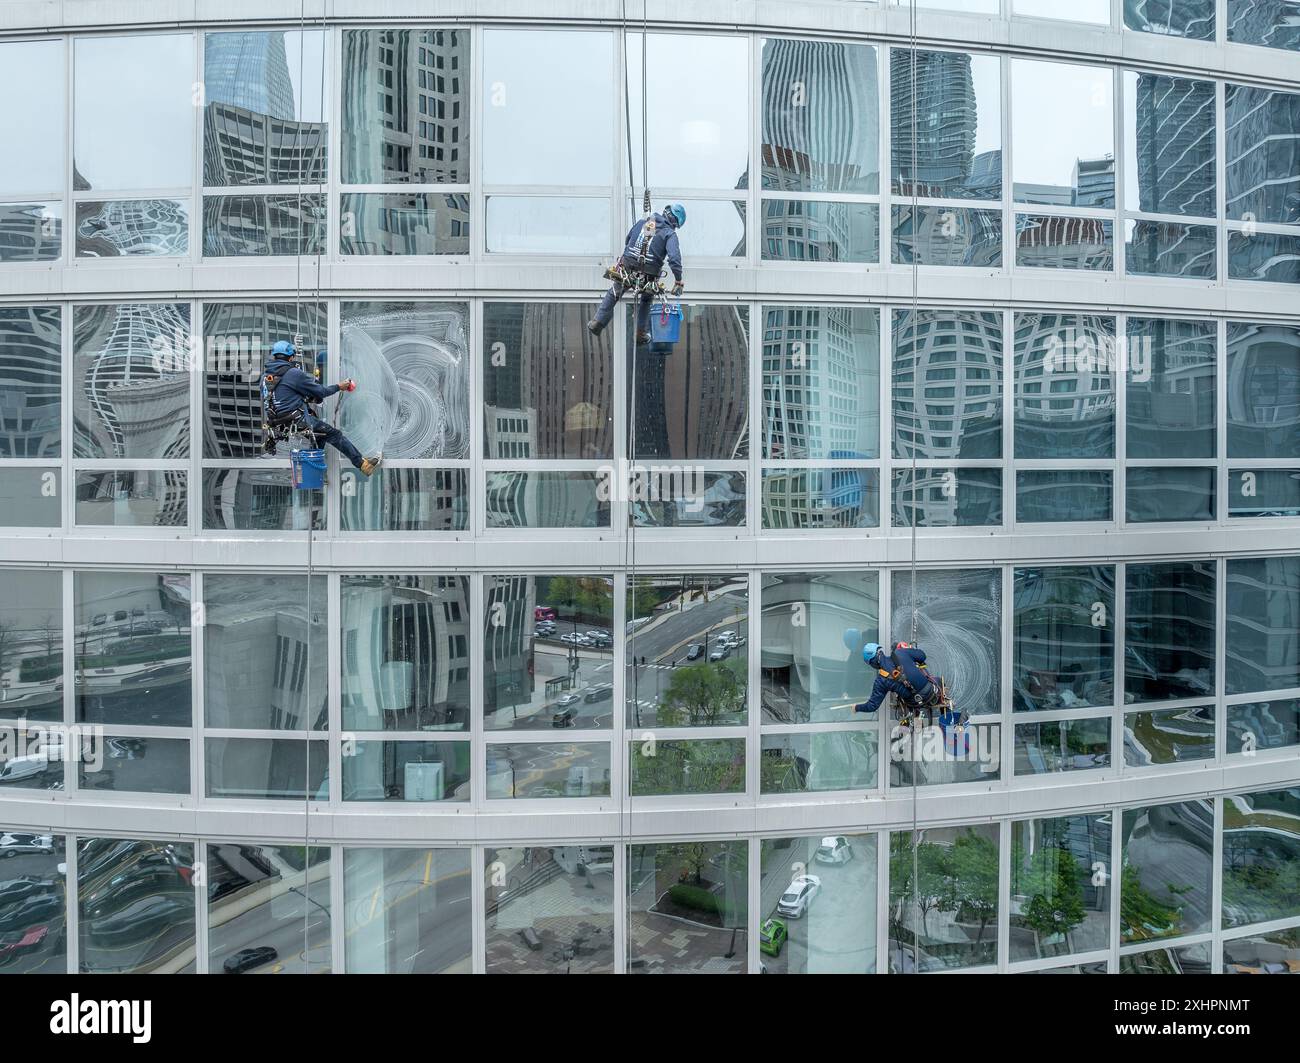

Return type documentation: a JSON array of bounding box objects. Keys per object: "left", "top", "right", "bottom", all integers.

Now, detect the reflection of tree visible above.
[
  {"left": 1119, "top": 858, "right": 1188, "bottom": 941},
  {"left": 942, "top": 830, "right": 999, "bottom": 943},
  {"left": 658, "top": 662, "right": 745, "bottom": 726},
  {"left": 1222, "top": 850, "right": 1300, "bottom": 926},
  {"left": 631, "top": 739, "right": 744, "bottom": 796},
  {"left": 891, "top": 829, "right": 998, "bottom": 966},
  {"left": 889, "top": 833, "right": 948, "bottom": 943},
  {"left": 1012, "top": 843, "right": 1085, "bottom": 952},
  {"left": 542, "top": 576, "right": 612, "bottom": 626}
]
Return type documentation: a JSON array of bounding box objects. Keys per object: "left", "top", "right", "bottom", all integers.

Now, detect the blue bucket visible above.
[
  {"left": 291, "top": 448, "right": 326, "bottom": 490},
  {"left": 650, "top": 302, "right": 684, "bottom": 344}
]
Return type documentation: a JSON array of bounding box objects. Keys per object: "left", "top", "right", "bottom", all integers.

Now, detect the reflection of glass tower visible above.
[
  {"left": 1225, "top": 84, "right": 1300, "bottom": 224},
  {"left": 761, "top": 38, "right": 877, "bottom": 190},
  {"left": 0, "top": 203, "right": 60, "bottom": 262},
  {"left": 484, "top": 576, "right": 536, "bottom": 720},
  {"left": 1132, "top": 73, "right": 1215, "bottom": 217},
  {"left": 1014, "top": 313, "right": 1116, "bottom": 457},
  {"left": 1226, "top": 322, "right": 1300, "bottom": 447},
  {"left": 0, "top": 306, "right": 61, "bottom": 458},
  {"left": 891, "top": 49, "right": 976, "bottom": 197},
  {"left": 76, "top": 199, "right": 189, "bottom": 257}
]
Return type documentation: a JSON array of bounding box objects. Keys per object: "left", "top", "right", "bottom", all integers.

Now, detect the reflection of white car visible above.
[
  {"left": 814, "top": 836, "right": 854, "bottom": 865},
  {"left": 560, "top": 633, "right": 581, "bottom": 644},
  {"left": 555, "top": 693, "right": 581, "bottom": 707},
  {"left": 776, "top": 874, "right": 821, "bottom": 918},
  {"left": 0, "top": 833, "right": 56, "bottom": 857}
]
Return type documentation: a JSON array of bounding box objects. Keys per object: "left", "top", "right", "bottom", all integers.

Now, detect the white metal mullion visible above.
[
  {"left": 1112, "top": 63, "right": 1125, "bottom": 278},
  {"left": 470, "top": 843, "right": 486, "bottom": 973},
  {"left": 61, "top": 567, "right": 75, "bottom": 794},
  {"left": 1215, "top": 553, "right": 1228, "bottom": 762},
  {"left": 193, "top": 569, "right": 206, "bottom": 802},
  {"left": 195, "top": 838, "right": 210, "bottom": 973},
  {"left": 192, "top": 30, "right": 204, "bottom": 263},
  {"left": 1108, "top": 801, "right": 1122, "bottom": 970},
  {"left": 613, "top": 839, "right": 627, "bottom": 973},
  {"left": 745, "top": 569, "right": 760, "bottom": 803},
  {"left": 746, "top": 835, "right": 760, "bottom": 972},
  {"left": 327, "top": 570, "right": 341, "bottom": 808},
  {"left": 1211, "top": 793, "right": 1225, "bottom": 972},
  {"left": 329, "top": 843, "right": 344, "bottom": 972},
  {"left": 996, "top": 816, "right": 1010, "bottom": 970},
  {"left": 1114, "top": 560, "right": 1126, "bottom": 776},
  {"left": 470, "top": 572, "right": 486, "bottom": 810},
  {"left": 65, "top": 832, "right": 79, "bottom": 973}
]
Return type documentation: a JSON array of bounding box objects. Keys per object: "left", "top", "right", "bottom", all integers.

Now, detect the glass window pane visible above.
[
  {"left": 759, "top": 833, "right": 877, "bottom": 973},
  {"left": 629, "top": 469, "right": 745, "bottom": 528},
  {"left": 484, "top": 574, "right": 614, "bottom": 731},
  {"left": 485, "top": 196, "right": 611, "bottom": 255},
  {"left": 486, "top": 743, "right": 611, "bottom": 799},
  {"left": 1014, "top": 566, "right": 1115, "bottom": 712},
  {"left": 338, "top": 301, "right": 470, "bottom": 461},
  {"left": 1229, "top": 0, "right": 1300, "bottom": 49},
  {"left": 73, "top": 303, "right": 191, "bottom": 460},
  {"left": 0, "top": 733, "right": 62, "bottom": 791},
  {"left": 484, "top": 846, "right": 615, "bottom": 973},
  {"left": 894, "top": 309, "right": 1003, "bottom": 460},
  {"left": 1126, "top": 467, "right": 1215, "bottom": 522},
  {"left": 1222, "top": 784, "right": 1294, "bottom": 925},
  {"left": 0, "top": 305, "right": 61, "bottom": 458},
  {"left": 1124, "top": 220, "right": 1216, "bottom": 278},
  {"left": 1224, "top": 927, "right": 1300, "bottom": 974},
  {"left": 79, "top": 837, "right": 196, "bottom": 973},
  {"left": 343, "top": 847, "right": 471, "bottom": 973},
  {"left": 1227, "top": 322, "right": 1300, "bottom": 458},
  {"left": 205, "top": 738, "right": 327, "bottom": 800},
  {"left": 75, "top": 200, "right": 189, "bottom": 258},
  {"left": 761, "top": 201, "right": 878, "bottom": 263},
  {"left": 760, "top": 733, "right": 878, "bottom": 792},
  {"left": 630, "top": 738, "right": 745, "bottom": 796},
  {"left": 1126, "top": 317, "right": 1216, "bottom": 458},
  {"left": 656, "top": 199, "right": 745, "bottom": 257},
  {"left": 202, "top": 468, "right": 324, "bottom": 532},
  {"left": 891, "top": 717, "right": 1002, "bottom": 787},
  {"left": 889, "top": 825, "right": 999, "bottom": 971},
  {"left": 341, "top": 466, "right": 465, "bottom": 530},
  {"left": 1016, "top": 470, "right": 1113, "bottom": 522},
  {"left": 1227, "top": 556, "right": 1300, "bottom": 694},
  {"left": 1125, "top": 0, "right": 1215, "bottom": 40},
  {"left": 0, "top": 467, "right": 60, "bottom": 527},
  {"left": 1010, "top": 814, "right": 1112, "bottom": 961},
  {"left": 1227, "top": 697, "right": 1300, "bottom": 754},
  {"left": 893, "top": 568, "right": 1002, "bottom": 715},
  {"left": 79, "top": 736, "right": 190, "bottom": 794},
  {"left": 627, "top": 573, "right": 748, "bottom": 729},
  {"left": 484, "top": 30, "right": 613, "bottom": 186},
  {"left": 74, "top": 35, "right": 193, "bottom": 191},
  {"left": 1230, "top": 468, "right": 1300, "bottom": 516},
  {"left": 760, "top": 570, "right": 879, "bottom": 724},
  {"left": 0, "top": 202, "right": 63, "bottom": 262},
  {"left": 1226, "top": 84, "right": 1300, "bottom": 226},
  {"left": 341, "top": 574, "right": 470, "bottom": 732},
  {"left": 892, "top": 205, "right": 1002, "bottom": 266},
  {"left": 74, "top": 572, "right": 191, "bottom": 726},
  {"left": 1011, "top": 60, "right": 1114, "bottom": 206},
  {"left": 486, "top": 472, "right": 611, "bottom": 529},
  {"left": 1015, "top": 214, "right": 1114, "bottom": 270},
  {"left": 207, "top": 844, "right": 329, "bottom": 974},
  {"left": 892, "top": 467, "right": 1002, "bottom": 527},
  {"left": 1124, "top": 705, "right": 1216, "bottom": 765},
  {"left": 627, "top": 840, "right": 747, "bottom": 974},
  {"left": 340, "top": 192, "right": 470, "bottom": 255},
  {"left": 1014, "top": 313, "right": 1116, "bottom": 458},
  {"left": 761, "top": 468, "right": 879, "bottom": 530},
  {"left": 1125, "top": 560, "right": 1216, "bottom": 702},
  {"left": 75, "top": 471, "right": 188, "bottom": 528},
  {"left": 764, "top": 305, "right": 879, "bottom": 460},
  {"left": 628, "top": 33, "right": 749, "bottom": 191},
  {"left": 1120, "top": 800, "right": 1213, "bottom": 944},
  {"left": 0, "top": 570, "right": 63, "bottom": 723},
  {"left": 1014, "top": 718, "right": 1111, "bottom": 773},
  {"left": 342, "top": 740, "right": 470, "bottom": 801},
  {"left": 1124, "top": 72, "right": 1216, "bottom": 218},
  {"left": 204, "top": 573, "right": 327, "bottom": 730},
  {"left": 483, "top": 303, "right": 612, "bottom": 460},
  {"left": 891, "top": 50, "right": 1000, "bottom": 200},
  {"left": 0, "top": 829, "right": 65, "bottom": 972},
  {"left": 202, "top": 193, "right": 326, "bottom": 256},
  {"left": 629, "top": 305, "right": 748, "bottom": 461},
  {"left": 203, "top": 301, "right": 326, "bottom": 459},
  {"left": 0, "top": 40, "right": 65, "bottom": 195},
  {"left": 341, "top": 29, "right": 470, "bottom": 185},
  {"left": 762, "top": 38, "right": 879, "bottom": 194},
  {"left": 203, "top": 31, "right": 327, "bottom": 187}
]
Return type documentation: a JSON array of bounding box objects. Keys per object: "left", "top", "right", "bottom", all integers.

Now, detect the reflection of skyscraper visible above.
[
  {"left": 1015, "top": 214, "right": 1113, "bottom": 269},
  {"left": 0, "top": 305, "right": 61, "bottom": 458},
  {"left": 761, "top": 38, "right": 877, "bottom": 191},
  {"left": 1014, "top": 313, "right": 1117, "bottom": 457},
  {"left": 891, "top": 49, "right": 976, "bottom": 197},
  {"left": 484, "top": 576, "right": 537, "bottom": 720},
  {"left": 0, "top": 203, "right": 61, "bottom": 262},
  {"left": 1132, "top": 73, "right": 1215, "bottom": 218},
  {"left": 76, "top": 200, "right": 189, "bottom": 257},
  {"left": 1226, "top": 322, "right": 1300, "bottom": 450},
  {"left": 1225, "top": 83, "right": 1300, "bottom": 224}
]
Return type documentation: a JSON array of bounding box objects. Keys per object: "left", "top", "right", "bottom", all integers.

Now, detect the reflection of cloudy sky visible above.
[
  {"left": 1010, "top": 58, "right": 1113, "bottom": 192},
  {"left": 0, "top": 40, "right": 64, "bottom": 194}
]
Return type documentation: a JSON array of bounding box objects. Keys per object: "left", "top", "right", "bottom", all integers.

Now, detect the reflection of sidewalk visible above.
[{"left": 629, "top": 910, "right": 746, "bottom": 973}]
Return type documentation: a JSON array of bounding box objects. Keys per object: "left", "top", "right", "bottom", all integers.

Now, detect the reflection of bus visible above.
[{"left": 535, "top": 606, "right": 557, "bottom": 621}]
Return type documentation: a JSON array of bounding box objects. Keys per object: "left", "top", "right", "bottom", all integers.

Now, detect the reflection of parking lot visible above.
[{"left": 0, "top": 848, "right": 67, "bottom": 973}]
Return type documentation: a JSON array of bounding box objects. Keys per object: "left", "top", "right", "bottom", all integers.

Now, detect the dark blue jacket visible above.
[
  {"left": 859, "top": 646, "right": 935, "bottom": 713},
  {"left": 264, "top": 356, "right": 340, "bottom": 417},
  {"left": 621, "top": 212, "right": 683, "bottom": 281}
]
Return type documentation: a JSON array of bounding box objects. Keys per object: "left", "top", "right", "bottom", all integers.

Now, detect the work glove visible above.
[
  {"left": 672, "top": 281, "right": 684, "bottom": 297},
  {"left": 339, "top": 379, "right": 357, "bottom": 393}
]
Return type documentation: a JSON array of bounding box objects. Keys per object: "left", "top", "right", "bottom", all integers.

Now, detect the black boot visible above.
[{"left": 587, "top": 319, "right": 604, "bottom": 336}]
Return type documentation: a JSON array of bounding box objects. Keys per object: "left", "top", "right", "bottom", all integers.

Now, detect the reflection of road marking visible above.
[
  {"left": 423, "top": 852, "right": 432, "bottom": 886},
  {"left": 368, "top": 886, "right": 381, "bottom": 920}
]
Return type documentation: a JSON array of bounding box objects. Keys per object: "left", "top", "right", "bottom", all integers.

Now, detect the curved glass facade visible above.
[{"left": 0, "top": 2, "right": 1298, "bottom": 975}]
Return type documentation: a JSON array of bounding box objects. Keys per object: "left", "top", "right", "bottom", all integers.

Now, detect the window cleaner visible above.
[
  {"left": 588, "top": 203, "right": 686, "bottom": 345},
  {"left": 261, "top": 340, "right": 381, "bottom": 476},
  {"left": 854, "top": 641, "right": 962, "bottom": 731}
]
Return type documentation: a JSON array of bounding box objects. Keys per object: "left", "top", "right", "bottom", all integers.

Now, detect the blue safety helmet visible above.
[
  {"left": 664, "top": 203, "right": 686, "bottom": 228},
  {"left": 863, "top": 642, "right": 882, "bottom": 665},
  {"left": 270, "top": 339, "right": 298, "bottom": 362}
]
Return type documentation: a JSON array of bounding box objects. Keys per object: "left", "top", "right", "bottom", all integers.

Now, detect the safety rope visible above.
[{"left": 907, "top": 0, "right": 921, "bottom": 980}]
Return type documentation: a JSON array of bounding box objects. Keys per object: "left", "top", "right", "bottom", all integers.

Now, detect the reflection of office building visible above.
[
  {"left": 0, "top": 305, "right": 61, "bottom": 458},
  {"left": 761, "top": 198, "right": 870, "bottom": 261},
  {"left": 1014, "top": 314, "right": 1116, "bottom": 457},
  {"left": 1226, "top": 323, "right": 1300, "bottom": 444},
  {"left": 484, "top": 576, "right": 536, "bottom": 718},
  {"left": 890, "top": 49, "right": 976, "bottom": 197},
  {"left": 761, "top": 468, "right": 870, "bottom": 529},
  {"left": 1015, "top": 214, "right": 1113, "bottom": 269},
  {"left": 76, "top": 200, "right": 189, "bottom": 257},
  {"left": 1132, "top": 73, "right": 1215, "bottom": 217},
  {"left": 1225, "top": 83, "right": 1300, "bottom": 222},
  {"left": 0, "top": 203, "right": 61, "bottom": 262}
]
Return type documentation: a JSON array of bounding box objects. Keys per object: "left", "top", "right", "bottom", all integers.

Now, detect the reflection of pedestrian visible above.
[{"left": 640, "top": 656, "right": 646, "bottom": 667}]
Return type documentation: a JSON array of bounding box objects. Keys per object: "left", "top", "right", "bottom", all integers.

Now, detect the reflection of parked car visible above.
[
  {"left": 0, "top": 892, "right": 63, "bottom": 934},
  {"left": 552, "top": 705, "right": 579, "bottom": 728},
  {"left": 555, "top": 692, "right": 580, "bottom": 707},
  {"left": 0, "top": 834, "right": 56, "bottom": 858},
  {"left": 709, "top": 646, "right": 730, "bottom": 662},
  {"left": 0, "top": 925, "right": 50, "bottom": 967},
  {"left": 583, "top": 685, "right": 614, "bottom": 704},
  {"left": 686, "top": 644, "right": 703, "bottom": 661},
  {"left": 815, "top": 836, "right": 854, "bottom": 865},
  {"left": 223, "top": 946, "right": 278, "bottom": 974},
  {"left": 759, "top": 917, "right": 787, "bottom": 957},
  {"left": 85, "top": 895, "right": 191, "bottom": 947},
  {"left": 107, "top": 738, "right": 147, "bottom": 760},
  {"left": 776, "top": 874, "right": 821, "bottom": 918},
  {"left": 0, "top": 877, "right": 58, "bottom": 906}
]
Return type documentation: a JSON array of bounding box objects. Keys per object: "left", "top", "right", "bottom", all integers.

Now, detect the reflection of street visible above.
[
  {"left": 208, "top": 847, "right": 331, "bottom": 973},
  {"left": 486, "top": 742, "right": 610, "bottom": 798}
]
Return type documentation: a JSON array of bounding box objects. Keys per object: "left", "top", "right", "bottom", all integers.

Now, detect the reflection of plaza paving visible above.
[
  {"left": 486, "top": 915, "right": 614, "bottom": 973},
  {"left": 628, "top": 912, "right": 746, "bottom": 974}
]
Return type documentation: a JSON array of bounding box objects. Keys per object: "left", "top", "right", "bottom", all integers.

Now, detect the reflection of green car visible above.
[{"left": 759, "top": 917, "right": 787, "bottom": 956}]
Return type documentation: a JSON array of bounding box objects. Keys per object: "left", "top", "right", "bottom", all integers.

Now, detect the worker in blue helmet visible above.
[
  {"left": 262, "top": 340, "right": 381, "bottom": 475},
  {"left": 854, "top": 640, "right": 946, "bottom": 715},
  {"left": 588, "top": 203, "right": 686, "bottom": 344}
]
